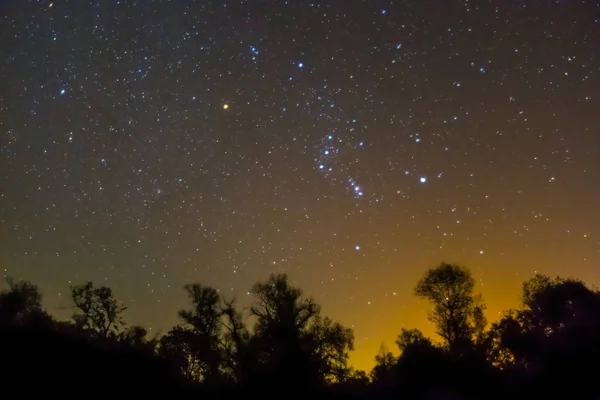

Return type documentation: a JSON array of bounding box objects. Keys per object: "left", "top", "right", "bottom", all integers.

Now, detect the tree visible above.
[
  {"left": 347, "top": 368, "right": 369, "bottom": 384},
  {"left": 70, "top": 282, "right": 127, "bottom": 338},
  {"left": 159, "top": 325, "right": 205, "bottom": 382},
  {"left": 118, "top": 325, "right": 158, "bottom": 354},
  {"left": 0, "top": 278, "right": 50, "bottom": 326},
  {"left": 493, "top": 274, "right": 600, "bottom": 370},
  {"left": 249, "top": 273, "right": 353, "bottom": 386},
  {"left": 472, "top": 298, "right": 488, "bottom": 344},
  {"left": 250, "top": 273, "right": 320, "bottom": 336},
  {"left": 305, "top": 315, "right": 354, "bottom": 382},
  {"left": 370, "top": 343, "right": 397, "bottom": 385},
  {"left": 482, "top": 314, "right": 517, "bottom": 369},
  {"left": 220, "top": 298, "right": 251, "bottom": 381},
  {"left": 486, "top": 274, "right": 600, "bottom": 397},
  {"left": 395, "top": 328, "right": 433, "bottom": 353},
  {"left": 414, "top": 263, "right": 484, "bottom": 351},
  {"left": 160, "top": 283, "right": 227, "bottom": 383}
]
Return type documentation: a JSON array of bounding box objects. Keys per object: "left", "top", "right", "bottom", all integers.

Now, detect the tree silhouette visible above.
[
  {"left": 415, "top": 263, "right": 485, "bottom": 352},
  {"left": 250, "top": 273, "right": 320, "bottom": 335},
  {"left": 118, "top": 325, "right": 158, "bottom": 354},
  {"left": 484, "top": 274, "right": 600, "bottom": 398},
  {"left": 70, "top": 282, "right": 127, "bottom": 338},
  {"left": 220, "top": 298, "right": 251, "bottom": 381},
  {"left": 4, "top": 266, "right": 600, "bottom": 398},
  {"left": 160, "top": 283, "right": 227, "bottom": 383},
  {"left": 248, "top": 273, "right": 354, "bottom": 386},
  {"left": 370, "top": 343, "right": 397, "bottom": 386},
  {"left": 159, "top": 325, "right": 203, "bottom": 382},
  {"left": 304, "top": 315, "right": 354, "bottom": 382},
  {"left": 395, "top": 328, "right": 432, "bottom": 353},
  {"left": 248, "top": 273, "right": 320, "bottom": 386},
  {"left": 493, "top": 274, "right": 600, "bottom": 370},
  {"left": 483, "top": 315, "right": 517, "bottom": 369},
  {"left": 0, "top": 278, "right": 51, "bottom": 326}
]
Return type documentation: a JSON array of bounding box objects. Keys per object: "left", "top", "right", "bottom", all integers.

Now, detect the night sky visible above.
[{"left": 1, "top": 0, "right": 598, "bottom": 369}]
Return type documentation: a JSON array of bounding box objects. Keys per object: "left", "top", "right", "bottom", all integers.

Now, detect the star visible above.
[{"left": 1, "top": 0, "right": 597, "bottom": 376}]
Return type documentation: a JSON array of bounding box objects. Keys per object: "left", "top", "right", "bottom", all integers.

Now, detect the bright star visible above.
[
  {"left": 223, "top": 104, "right": 229, "bottom": 110},
  {"left": 420, "top": 177, "right": 427, "bottom": 183}
]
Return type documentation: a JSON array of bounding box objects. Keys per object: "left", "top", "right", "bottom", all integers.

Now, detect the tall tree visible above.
[
  {"left": 249, "top": 273, "right": 353, "bottom": 385},
  {"left": 250, "top": 273, "right": 320, "bottom": 336},
  {"left": 414, "top": 263, "right": 485, "bottom": 351},
  {"left": 70, "top": 282, "right": 127, "bottom": 338},
  {"left": 159, "top": 325, "right": 203, "bottom": 382},
  {"left": 220, "top": 298, "right": 251, "bottom": 380},
  {"left": 160, "top": 283, "right": 228, "bottom": 383},
  {"left": 305, "top": 315, "right": 354, "bottom": 382}
]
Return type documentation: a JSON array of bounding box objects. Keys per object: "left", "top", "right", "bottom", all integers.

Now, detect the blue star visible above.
[
  {"left": 60, "top": 89, "right": 66, "bottom": 95},
  {"left": 298, "top": 62, "right": 304, "bottom": 68},
  {"left": 381, "top": 9, "right": 387, "bottom": 14},
  {"left": 420, "top": 177, "right": 427, "bottom": 183}
]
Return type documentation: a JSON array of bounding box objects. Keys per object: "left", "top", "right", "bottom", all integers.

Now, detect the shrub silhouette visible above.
[{"left": 1, "top": 267, "right": 599, "bottom": 399}]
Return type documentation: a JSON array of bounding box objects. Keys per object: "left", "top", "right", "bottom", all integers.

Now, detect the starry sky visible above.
[{"left": 1, "top": 0, "right": 599, "bottom": 369}]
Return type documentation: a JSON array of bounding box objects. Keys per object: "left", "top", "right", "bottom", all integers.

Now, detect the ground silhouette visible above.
[{"left": 1, "top": 263, "right": 599, "bottom": 399}]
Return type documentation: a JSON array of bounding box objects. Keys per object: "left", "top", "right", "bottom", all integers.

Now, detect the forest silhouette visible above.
[{"left": 1, "top": 262, "right": 599, "bottom": 399}]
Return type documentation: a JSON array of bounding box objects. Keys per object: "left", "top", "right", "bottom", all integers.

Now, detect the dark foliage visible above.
[
  {"left": 0, "top": 324, "right": 186, "bottom": 394},
  {"left": 1, "top": 267, "right": 600, "bottom": 399}
]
